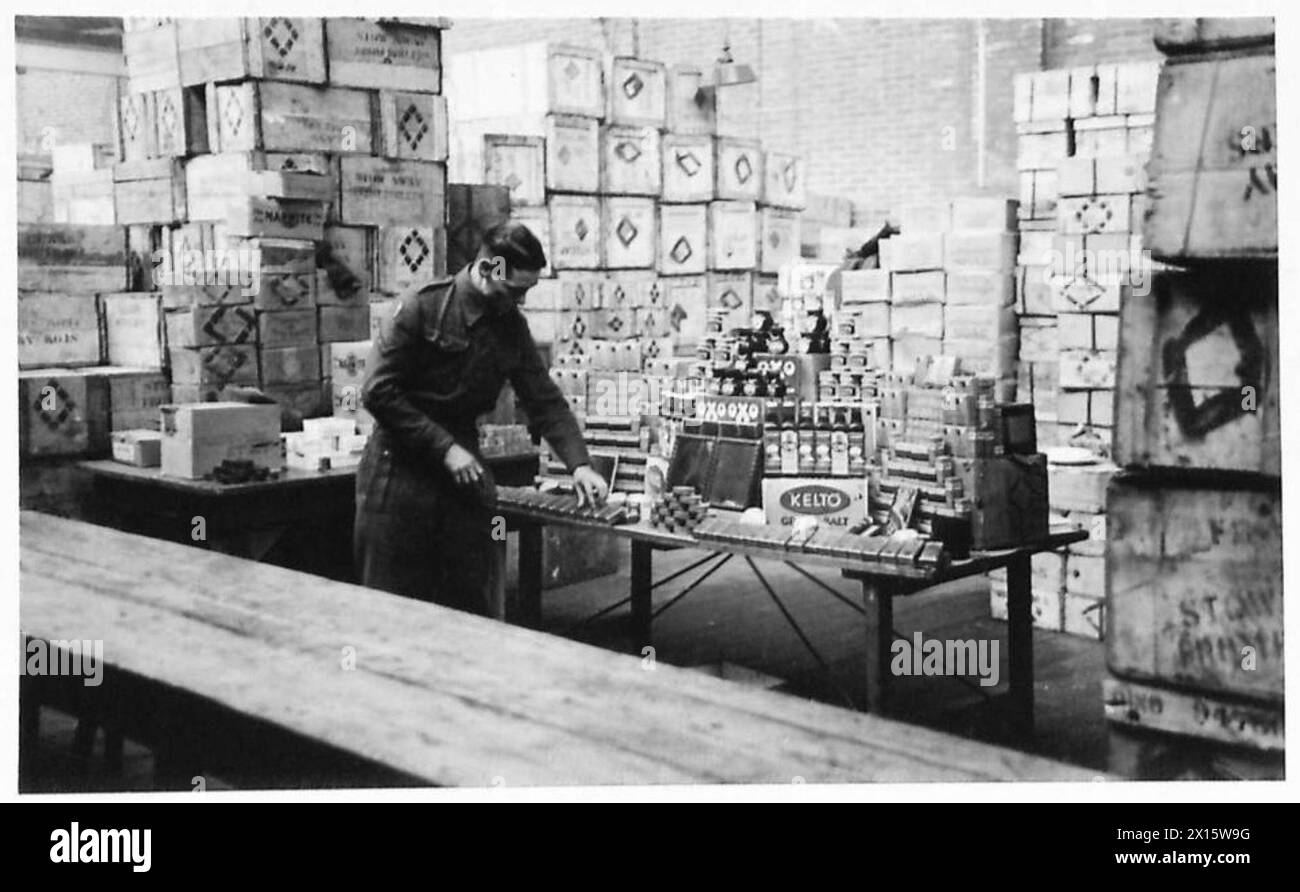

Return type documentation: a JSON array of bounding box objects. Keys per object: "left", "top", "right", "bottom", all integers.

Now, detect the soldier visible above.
[{"left": 355, "top": 222, "right": 608, "bottom": 613}]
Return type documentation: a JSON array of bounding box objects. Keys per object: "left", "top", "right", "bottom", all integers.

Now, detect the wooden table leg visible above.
[
  {"left": 487, "top": 536, "right": 507, "bottom": 621},
  {"left": 860, "top": 577, "right": 894, "bottom": 714},
  {"left": 516, "top": 523, "right": 544, "bottom": 629},
  {"left": 1005, "top": 552, "right": 1035, "bottom": 738},
  {"left": 630, "top": 540, "right": 653, "bottom": 650}
]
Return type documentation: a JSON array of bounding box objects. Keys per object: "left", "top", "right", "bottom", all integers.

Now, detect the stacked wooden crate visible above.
[
  {"left": 448, "top": 43, "right": 807, "bottom": 363},
  {"left": 19, "top": 153, "right": 54, "bottom": 224},
  {"left": 1013, "top": 60, "right": 1158, "bottom": 457},
  {"left": 115, "top": 17, "right": 449, "bottom": 424},
  {"left": 1103, "top": 18, "right": 1281, "bottom": 779},
  {"left": 18, "top": 222, "right": 171, "bottom": 513}
]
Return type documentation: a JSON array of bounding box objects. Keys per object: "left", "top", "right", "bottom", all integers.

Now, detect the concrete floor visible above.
[{"left": 22, "top": 540, "right": 1110, "bottom": 791}]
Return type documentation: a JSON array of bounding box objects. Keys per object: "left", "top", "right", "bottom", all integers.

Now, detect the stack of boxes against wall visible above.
[
  {"left": 28, "top": 16, "right": 451, "bottom": 477},
  {"left": 445, "top": 42, "right": 805, "bottom": 497},
  {"left": 1101, "top": 19, "right": 1281, "bottom": 777}
]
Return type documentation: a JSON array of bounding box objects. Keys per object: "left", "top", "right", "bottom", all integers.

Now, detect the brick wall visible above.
[{"left": 446, "top": 17, "right": 1158, "bottom": 221}]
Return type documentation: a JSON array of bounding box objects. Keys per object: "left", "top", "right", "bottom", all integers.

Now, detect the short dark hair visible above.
[{"left": 478, "top": 222, "right": 547, "bottom": 274}]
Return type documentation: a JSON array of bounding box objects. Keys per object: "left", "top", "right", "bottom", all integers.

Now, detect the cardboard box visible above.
[
  {"left": 762, "top": 150, "right": 806, "bottom": 210},
  {"left": 601, "top": 125, "right": 662, "bottom": 196},
  {"left": 111, "top": 429, "right": 163, "bottom": 467},
  {"left": 762, "top": 477, "right": 866, "bottom": 530},
  {"left": 160, "top": 401, "right": 283, "bottom": 478}
]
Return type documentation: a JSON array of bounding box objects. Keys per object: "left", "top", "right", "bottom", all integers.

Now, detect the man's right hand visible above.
[{"left": 444, "top": 444, "right": 486, "bottom": 488}]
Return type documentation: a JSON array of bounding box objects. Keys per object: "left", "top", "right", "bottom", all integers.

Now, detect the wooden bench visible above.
[{"left": 20, "top": 511, "right": 1103, "bottom": 786}]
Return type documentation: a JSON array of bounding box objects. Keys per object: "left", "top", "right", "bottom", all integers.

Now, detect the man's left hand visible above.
[{"left": 572, "top": 465, "right": 609, "bottom": 508}]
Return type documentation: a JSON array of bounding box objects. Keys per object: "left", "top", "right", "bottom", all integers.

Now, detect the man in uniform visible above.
[{"left": 355, "top": 222, "right": 608, "bottom": 613}]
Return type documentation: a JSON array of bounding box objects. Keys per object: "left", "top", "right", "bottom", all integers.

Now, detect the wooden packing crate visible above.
[
  {"left": 186, "top": 151, "right": 336, "bottom": 221},
  {"left": 657, "top": 203, "right": 708, "bottom": 276},
  {"left": 758, "top": 207, "right": 800, "bottom": 275},
  {"left": 153, "top": 85, "right": 209, "bottom": 157},
  {"left": 761, "top": 150, "right": 806, "bottom": 210},
  {"left": 100, "top": 366, "right": 171, "bottom": 431},
  {"left": 1115, "top": 264, "right": 1279, "bottom": 477},
  {"left": 661, "top": 134, "right": 714, "bottom": 204},
  {"left": 544, "top": 114, "right": 600, "bottom": 194},
  {"left": 113, "top": 158, "right": 187, "bottom": 225},
  {"left": 447, "top": 42, "right": 603, "bottom": 121},
  {"left": 943, "top": 230, "right": 1017, "bottom": 271},
  {"left": 944, "top": 270, "right": 1015, "bottom": 307},
  {"left": 1146, "top": 51, "right": 1276, "bottom": 260},
  {"left": 100, "top": 293, "right": 166, "bottom": 368},
  {"left": 258, "top": 308, "right": 318, "bottom": 347},
  {"left": 122, "top": 22, "right": 180, "bottom": 93},
  {"left": 483, "top": 134, "right": 544, "bottom": 207},
  {"left": 247, "top": 271, "right": 318, "bottom": 312},
  {"left": 601, "top": 125, "right": 662, "bottom": 196},
  {"left": 1107, "top": 475, "right": 1282, "bottom": 704},
  {"left": 548, "top": 195, "right": 602, "bottom": 270},
  {"left": 259, "top": 344, "right": 322, "bottom": 387},
  {"left": 1103, "top": 677, "right": 1283, "bottom": 758},
  {"left": 19, "top": 369, "right": 112, "bottom": 458},
  {"left": 601, "top": 197, "right": 656, "bottom": 270},
  {"left": 556, "top": 271, "right": 605, "bottom": 311},
  {"left": 51, "top": 171, "right": 115, "bottom": 226},
  {"left": 378, "top": 92, "right": 448, "bottom": 162},
  {"left": 18, "top": 293, "right": 102, "bottom": 369},
  {"left": 261, "top": 380, "right": 328, "bottom": 419},
  {"left": 223, "top": 197, "right": 328, "bottom": 241},
  {"left": 714, "top": 81, "right": 760, "bottom": 140},
  {"left": 212, "top": 81, "right": 377, "bottom": 155},
  {"left": 166, "top": 304, "right": 258, "bottom": 348},
  {"left": 707, "top": 200, "right": 757, "bottom": 271},
  {"left": 886, "top": 234, "right": 945, "bottom": 272},
  {"left": 17, "top": 224, "right": 127, "bottom": 293},
  {"left": 666, "top": 64, "right": 714, "bottom": 134},
  {"left": 318, "top": 306, "right": 371, "bottom": 343},
  {"left": 19, "top": 179, "right": 53, "bottom": 225},
  {"left": 890, "top": 270, "right": 946, "bottom": 305},
  {"left": 324, "top": 339, "right": 373, "bottom": 390},
  {"left": 608, "top": 57, "right": 666, "bottom": 128},
  {"left": 323, "top": 18, "right": 442, "bottom": 93},
  {"left": 336, "top": 157, "right": 445, "bottom": 228},
  {"left": 890, "top": 301, "right": 943, "bottom": 340},
  {"left": 1153, "top": 17, "right": 1275, "bottom": 55},
  {"left": 705, "top": 271, "right": 754, "bottom": 333},
  {"left": 446, "top": 183, "right": 509, "bottom": 273},
  {"left": 169, "top": 344, "right": 259, "bottom": 387},
  {"left": 714, "top": 138, "right": 763, "bottom": 202},
  {"left": 375, "top": 226, "right": 446, "bottom": 295},
  {"left": 661, "top": 274, "right": 709, "bottom": 350},
  {"left": 117, "top": 92, "right": 157, "bottom": 162},
  {"left": 1017, "top": 168, "right": 1058, "bottom": 221},
  {"left": 177, "top": 17, "right": 326, "bottom": 86}
]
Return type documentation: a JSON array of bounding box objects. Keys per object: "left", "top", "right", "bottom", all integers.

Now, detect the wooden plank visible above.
[
  {"left": 324, "top": 18, "right": 441, "bottom": 92},
  {"left": 20, "top": 512, "right": 1100, "bottom": 784},
  {"left": 1106, "top": 475, "right": 1283, "bottom": 704},
  {"left": 1103, "top": 677, "right": 1282, "bottom": 752},
  {"left": 1115, "top": 265, "right": 1279, "bottom": 476}
]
